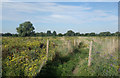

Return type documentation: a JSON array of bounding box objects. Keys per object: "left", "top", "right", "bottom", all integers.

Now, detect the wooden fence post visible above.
[
  {"left": 68, "top": 40, "right": 70, "bottom": 52},
  {"left": 68, "top": 40, "right": 72, "bottom": 53},
  {"left": 88, "top": 41, "right": 92, "bottom": 67},
  {"left": 46, "top": 39, "right": 49, "bottom": 60},
  {"left": 74, "top": 39, "right": 76, "bottom": 47},
  {"left": 113, "top": 39, "right": 115, "bottom": 52}
]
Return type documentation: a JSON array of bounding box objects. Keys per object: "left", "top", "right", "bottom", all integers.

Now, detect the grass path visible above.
[
  {"left": 35, "top": 48, "right": 89, "bottom": 77},
  {"left": 72, "top": 60, "right": 81, "bottom": 74},
  {"left": 72, "top": 59, "right": 85, "bottom": 75}
]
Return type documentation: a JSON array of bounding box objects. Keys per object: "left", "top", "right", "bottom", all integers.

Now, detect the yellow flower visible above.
[
  {"left": 24, "top": 64, "right": 28, "bottom": 66},
  {"left": 29, "top": 67, "right": 32, "bottom": 71},
  {"left": 5, "top": 45, "right": 7, "bottom": 48},
  {"left": 11, "top": 59, "right": 15, "bottom": 62},
  {"left": 34, "top": 66, "right": 37, "bottom": 69},
  {"left": 6, "top": 61, "right": 9, "bottom": 66}
]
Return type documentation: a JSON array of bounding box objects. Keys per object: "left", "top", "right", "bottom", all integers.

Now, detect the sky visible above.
[
  {"left": 1, "top": 0, "right": 120, "bottom": 2},
  {"left": 1, "top": 2, "right": 118, "bottom": 34}
]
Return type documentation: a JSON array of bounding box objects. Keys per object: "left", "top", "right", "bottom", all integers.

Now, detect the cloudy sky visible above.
[
  {"left": 2, "top": 2, "right": 118, "bottom": 34},
  {"left": 1, "top": 0, "right": 120, "bottom": 2}
]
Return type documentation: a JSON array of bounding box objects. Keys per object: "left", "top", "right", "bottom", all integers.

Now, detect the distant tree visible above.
[
  {"left": 99, "top": 32, "right": 104, "bottom": 36},
  {"left": 2, "top": 33, "right": 12, "bottom": 36},
  {"left": 35, "top": 32, "right": 46, "bottom": 37},
  {"left": 89, "top": 32, "right": 96, "bottom": 36},
  {"left": 40, "top": 32, "right": 46, "bottom": 37},
  {"left": 114, "top": 31, "right": 120, "bottom": 36},
  {"left": 106, "top": 32, "right": 111, "bottom": 36},
  {"left": 12, "top": 34, "right": 18, "bottom": 37},
  {"left": 84, "top": 33, "right": 90, "bottom": 36},
  {"left": 16, "top": 21, "right": 35, "bottom": 37},
  {"left": 53, "top": 31, "right": 57, "bottom": 36},
  {"left": 95, "top": 33, "right": 99, "bottom": 36},
  {"left": 75, "top": 32, "right": 80, "bottom": 36},
  {"left": 63, "top": 33, "right": 66, "bottom": 36},
  {"left": 47, "top": 30, "right": 52, "bottom": 36},
  {"left": 111, "top": 33, "right": 114, "bottom": 36},
  {"left": 66, "top": 30, "right": 75, "bottom": 36},
  {"left": 80, "top": 33, "right": 85, "bottom": 36},
  {"left": 58, "top": 33, "right": 63, "bottom": 36},
  {"left": 35, "top": 32, "right": 40, "bottom": 36},
  {"left": 99, "top": 32, "right": 111, "bottom": 36}
]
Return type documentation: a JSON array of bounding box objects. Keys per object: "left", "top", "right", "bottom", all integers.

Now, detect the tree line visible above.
[{"left": 1, "top": 21, "right": 120, "bottom": 37}]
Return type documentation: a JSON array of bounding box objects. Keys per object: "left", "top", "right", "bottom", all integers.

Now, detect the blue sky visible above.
[
  {"left": 2, "top": 0, "right": 120, "bottom": 2},
  {"left": 2, "top": 2, "right": 118, "bottom": 34}
]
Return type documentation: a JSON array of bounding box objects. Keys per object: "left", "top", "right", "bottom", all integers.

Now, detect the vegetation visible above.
[
  {"left": 2, "top": 31, "right": 120, "bottom": 37},
  {"left": 2, "top": 36, "right": 119, "bottom": 76},
  {"left": 1, "top": 21, "right": 120, "bottom": 37},
  {"left": 2, "top": 37, "right": 56, "bottom": 76}
]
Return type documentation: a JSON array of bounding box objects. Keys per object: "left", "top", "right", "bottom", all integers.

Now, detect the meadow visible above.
[{"left": 2, "top": 36, "right": 119, "bottom": 76}]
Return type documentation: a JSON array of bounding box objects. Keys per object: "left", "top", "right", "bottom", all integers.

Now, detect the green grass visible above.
[{"left": 36, "top": 44, "right": 89, "bottom": 77}]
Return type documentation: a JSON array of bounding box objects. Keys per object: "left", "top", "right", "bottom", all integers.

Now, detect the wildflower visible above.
[
  {"left": 96, "top": 52, "right": 100, "bottom": 54},
  {"left": 110, "top": 55, "right": 113, "bottom": 57},
  {"left": 118, "top": 68, "right": 120, "bottom": 72},
  {"left": 111, "top": 64, "right": 113, "bottom": 66},
  {"left": 5, "top": 45, "right": 7, "bottom": 48},
  {"left": 29, "top": 67, "right": 32, "bottom": 71},
  {"left": 24, "top": 64, "right": 28, "bottom": 66}
]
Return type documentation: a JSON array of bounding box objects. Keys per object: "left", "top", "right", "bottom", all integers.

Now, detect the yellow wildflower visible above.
[{"left": 29, "top": 67, "right": 32, "bottom": 71}]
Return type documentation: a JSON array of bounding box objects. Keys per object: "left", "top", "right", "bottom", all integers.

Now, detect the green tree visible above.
[
  {"left": 12, "top": 34, "right": 18, "bottom": 37},
  {"left": 47, "top": 30, "right": 52, "bottom": 36},
  {"left": 2, "top": 33, "right": 12, "bottom": 36},
  {"left": 80, "top": 33, "right": 85, "bottom": 36},
  {"left": 58, "top": 33, "right": 63, "bottom": 36},
  {"left": 84, "top": 33, "right": 90, "bottom": 36},
  {"left": 66, "top": 30, "right": 75, "bottom": 36},
  {"left": 35, "top": 32, "right": 46, "bottom": 37},
  {"left": 99, "top": 32, "right": 111, "bottom": 36},
  {"left": 40, "top": 32, "right": 46, "bottom": 37},
  {"left": 114, "top": 31, "right": 120, "bottom": 36},
  {"left": 75, "top": 32, "right": 80, "bottom": 36},
  {"left": 16, "top": 21, "right": 35, "bottom": 37},
  {"left": 53, "top": 31, "right": 57, "bottom": 36},
  {"left": 89, "top": 32, "right": 96, "bottom": 36}
]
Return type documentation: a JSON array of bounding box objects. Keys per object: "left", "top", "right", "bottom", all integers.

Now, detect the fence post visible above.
[
  {"left": 68, "top": 40, "right": 70, "bottom": 52},
  {"left": 74, "top": 39, "right": 76, "bottom": 47},
  {"left": 68, "top": 40, "right": 71, "bottom": 53},
  {"left": 113, "top": 39, "right": 115, "bottom": 52},
  {"left": 46, "top": 39, "right": 49, "bottom": 60},
  {"left": 88, "top": 41, "right": 92, "bottom": 67}
]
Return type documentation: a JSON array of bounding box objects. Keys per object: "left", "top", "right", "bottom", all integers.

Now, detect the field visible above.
[{"left": 2, "top": 37, "right": 119, "bottom": 76}]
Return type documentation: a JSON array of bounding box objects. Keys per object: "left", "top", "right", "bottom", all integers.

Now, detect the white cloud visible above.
[
  {"left": 2, "top": 2, "right": 118, "bottom": 25},
  {"left": 2, "top": 3, "right": 92, "bottom": 14},
  {"left": 51, "top": 15, "right": 64, "bottom": 18}
]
